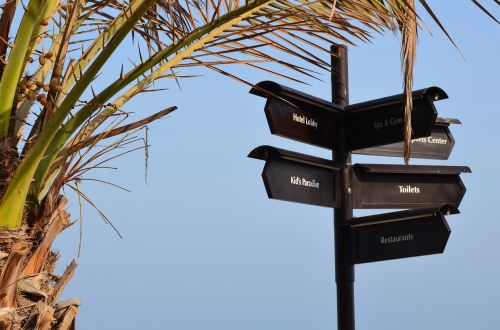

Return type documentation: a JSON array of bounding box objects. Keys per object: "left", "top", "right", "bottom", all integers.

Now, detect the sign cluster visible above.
[{"left": 249, "top": 81, "right": 470, "bottom": 264}]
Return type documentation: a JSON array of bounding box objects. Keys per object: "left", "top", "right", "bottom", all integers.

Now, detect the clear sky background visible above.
[{"left": 53, "top": 2, "right": 499, "bottom": 329}]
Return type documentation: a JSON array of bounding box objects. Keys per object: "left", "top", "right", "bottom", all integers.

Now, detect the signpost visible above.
[{"left": 247, "top": 45, "right": 469, "bottom": 330}]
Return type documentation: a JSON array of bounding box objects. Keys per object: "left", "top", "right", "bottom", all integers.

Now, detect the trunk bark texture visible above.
[{"left": 0, "top": 139, "right": 79, "bottom": 329}]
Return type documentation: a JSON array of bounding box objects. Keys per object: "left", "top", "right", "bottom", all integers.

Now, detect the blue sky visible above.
[{"left": 54, "top": 3, "right": 499, "bottom": 329}]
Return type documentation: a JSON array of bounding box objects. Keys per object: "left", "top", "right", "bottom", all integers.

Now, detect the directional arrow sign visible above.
[
  {"left": 349, "top": 206, "right": 456, "bottom": 264},
  {"left": 354, "top": 118, "right": 459, "bottom": 160},
  {"left": 250, "top": 81, "right": 342, "bottom": 149},
  {"left": 345, "top": 87, "right": 447, "bottom": 151},
  {"left": 352, "top": 164, "right": 470, "bottom": 209},
  {"left": 248, "top": 146, "right": 340, "bottom": 208},
  {"left": 263, "top": 98, "right": 338, "bottom": 149}
]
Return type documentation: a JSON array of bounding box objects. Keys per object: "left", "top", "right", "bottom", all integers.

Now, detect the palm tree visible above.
[{"left": 0, "top": 0, "right": 495, "bottom": 327}]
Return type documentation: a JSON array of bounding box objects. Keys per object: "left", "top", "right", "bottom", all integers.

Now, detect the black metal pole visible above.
[{"left": 331, "top": 44, "right": 355, "bottom": 330}]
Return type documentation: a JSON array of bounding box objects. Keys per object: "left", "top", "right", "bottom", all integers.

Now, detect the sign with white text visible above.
[
  {"left": 352, "top": 164, "right": 470, "bottom": 209},
  {"left": 354, "top": 121, "right": 456, "bottom": 159},
  {"left": 344, "top": 87, "right": 446, "bottom": 151},
  {"left": 350, "top": 208, "right": 453, "bottom": 264},
  {"left": 264, "top": 98, "right": 339, "bottom": 149},
  {"left": 248, "top": 146, "right": 341, "bottom": 208},
  {"left": 262, "top": 158, "right": 340, "bottom": 208}
]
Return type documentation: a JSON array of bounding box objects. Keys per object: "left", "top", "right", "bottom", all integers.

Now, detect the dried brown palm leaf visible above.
[
  {"left": 0, "top": 0, "right": 18, "bottom": 79},
  {"left": 400, "top": 0, "right": 417, "bottom": 164}
]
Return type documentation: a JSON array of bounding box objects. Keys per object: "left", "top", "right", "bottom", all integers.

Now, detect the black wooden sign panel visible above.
[
  {"left": 264, "top": 99, "right": 337, "bottom": 149},
  {"left": 262, "top": 159, "right": 339, "bottom": 208},
  {"left": 352, "top": 165, "right": 467, "bottom": 209},
  {"left": 354, "top": 125, "right": 455, "bottom": 160},
  {"left": 345, "top": 95, "right": 437, "bottom": 151},
  {"left": 352, "top": 214, "right": 450, "bottom": 264}
]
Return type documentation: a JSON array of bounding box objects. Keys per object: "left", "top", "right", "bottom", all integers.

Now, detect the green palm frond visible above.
[{"left": 0, "top": 0, "right": 496, "bottom": 229}]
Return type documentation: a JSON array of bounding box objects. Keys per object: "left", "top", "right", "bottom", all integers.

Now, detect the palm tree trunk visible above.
[{"left": 0, "top": 141, "right": 78, "bottom": 329}]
